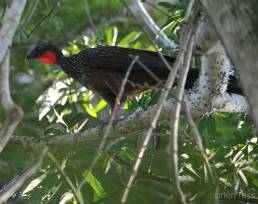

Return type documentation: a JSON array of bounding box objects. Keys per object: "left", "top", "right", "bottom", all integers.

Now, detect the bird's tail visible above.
[{"left": 228, "top": 74, "right": 243, "bottom": 95}]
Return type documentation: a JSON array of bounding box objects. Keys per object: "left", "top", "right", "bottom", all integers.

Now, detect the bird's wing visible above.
[{"left": 75, "top": 46, "right": 175, "bottom": 73}]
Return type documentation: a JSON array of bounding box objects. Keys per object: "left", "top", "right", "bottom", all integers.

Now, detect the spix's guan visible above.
[{"left": 26, "top": 43, "right": 242, "bottom": 116}]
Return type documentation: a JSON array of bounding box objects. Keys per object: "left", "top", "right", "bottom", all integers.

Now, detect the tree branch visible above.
[
  {"left": 198, "top": 0, "right": 258, "bottom": 128},
  {"left": 187, "top": 18, "right": 248, "bottom": 115},
  {"left": 0, "top": 147, "right": 48, "bottom": 203},
  {"left": 0, "top": 0, "right": 26, "bottom": 154},
  {"left": 169, "top": 28, "right": 195, "bottom": 204},
  {"left": 0, "top": 51, "right": 23, "bottom": 153},
  {"left": 82, "top": 0, "right": 99, "bottom": 36},
  {"left": 0, "top": 0, "right": 27, "bottom": 64},
  {"left": 10, "top": 90, "right": 248, "bottom": 150},
  {"left": 131, "top": 0, "right": 177, "bottom": 50}
]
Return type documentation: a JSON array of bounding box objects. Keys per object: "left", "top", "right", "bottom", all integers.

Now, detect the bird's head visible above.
[{"left": 26, "top": 43, "right": 63, "bottom": 65}]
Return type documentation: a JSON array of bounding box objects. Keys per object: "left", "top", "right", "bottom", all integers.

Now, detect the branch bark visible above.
[
  {"left": 199, "top": 0, "right": 258, "bottom": 129},
  {"left": 131, "top": 0, "right": 177, "bottom": 50},
  {"left": 187, "top": 18, "right": 248, "bottom": 115},
  {"left": 0, "top": 0, "right": 26, "bottom": 153},
  {"left": 0, "top": 51, "right": 23, "bottom": 153},
  {"left": 0, "top": 0, "right": 27, "bottom": 64},
  {"left": 10, "top": 90, "right": 248, "bottom": 151}
]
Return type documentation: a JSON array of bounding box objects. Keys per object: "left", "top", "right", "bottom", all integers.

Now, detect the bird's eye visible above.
[{"left": 35, "top": 47, "right": 41, "bottom": 51}]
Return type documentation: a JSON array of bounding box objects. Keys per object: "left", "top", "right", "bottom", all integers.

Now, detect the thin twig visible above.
[
  {"left": 82, "top": 0, "right": 99, "bottom": 36},
  {"left": 129, "top": 55, "right": 166, "bottom": 88},
  {"left": 122, "top": 0, "right": 174, "bottom": 71},
  {"left": 169, "top": 3, "right": 199, "bottom": 203},
  {"left": 47, "top": 152, "right": 84, "bottom": 204},
  {"left": 25, "top": 0, "right": 60, "bottom": 38},
  {"left": 132, "top": 0, "right": 177, "bottom": 50},
  {"left": 14, "top": 0, "right": 40, "bottom": 38},
  {"left": 185, "top": 0, "right": 196, "bottom": 21},
  {"left": 0, "top": 147, "right": 48, "bottom": 203},
  {"left": 169, "top": 33, "right": 195, "bottom": 204}
]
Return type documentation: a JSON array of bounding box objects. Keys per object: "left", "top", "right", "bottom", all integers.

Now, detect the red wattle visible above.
[{"left": 37, "top": 51, "right": 57, "bottom": 65}]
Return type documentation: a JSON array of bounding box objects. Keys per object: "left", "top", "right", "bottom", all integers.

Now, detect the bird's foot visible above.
[
  {"left": 99, "top": 101, "right": 126, "bottom": 130},
  {"left": 100, "top": 115, "right": 122, "bottom": 130}
]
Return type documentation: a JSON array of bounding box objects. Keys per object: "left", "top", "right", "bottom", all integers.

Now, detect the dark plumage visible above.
[{"left": 26, "top": 43, "right": 242, "bottom": 114}]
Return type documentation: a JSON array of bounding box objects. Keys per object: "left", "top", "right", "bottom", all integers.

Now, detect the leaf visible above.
[
  {"left": 238, "top": 170, "right": 248, "bottom": 186},
  {"left": 250, "top": 137, "right": 258, "bottom": 144},
  {"left": 94, "top": 99, "right": 107, "bottom": 112},
  {"left": 160, "top": 17, "right": 174, "bottom": 33},
  {"left": 105, "top": 27, "right": 118, "bottom": 45},
  {"left": 59, "top": 192, "right": 74, "bottom": 204},
  {"left": 76, "top": 119, "right": 88, "bottom": 132},
  {"left": 232, "top": 150, "right": 244, "bottom": 164},
  {"left": 184, "top": 163, "right": 202, "bottom": 181},
  {"left": 83, "top": 171, "right": 106, "bottom": 200},
  {"left": 22, "top": 172, "right": 48, "bottom": 196},
  {"left": 82, "top": 103, "right": 97, "bottom": 118},
  {"left": 104, "top": 156, "right": 113, "bottom": 174},
  {"left": 46, "top": 182, "right": 62, "bottom": 203},
  {"left": 118, "top": 31, "right": 141, "bottom": 47},
  {"left": 43, "top": 123, "right": 67, "bottom": 137},
  {"left": 158, "top": 2, "right": 175, "bottom": 9},
  {"left": 120, "top": 147, "right": 135, "bottom": 161},
  {"left": 37, "top": 80, "right": 67, "bottom": 120}
]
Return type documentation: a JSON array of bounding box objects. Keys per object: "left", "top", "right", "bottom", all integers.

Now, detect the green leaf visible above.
[
  {"left": 37, "top": 81, "right": 67, "bottom": 120},
  {"left": 238, "top": 170, "right": 248, "bottom": 186},
  {"left": 158, "top": 2, "right": 174, "bottom": 9},
  {"left": 83, "top": 171, "right": 106, "bottom": 200},
  {"left": 83, "top": 103, "right": 97, "bottom": 118},
  {"left": 118, "top": 31, "right": 141, "bottom": 47},
  {"left": 22, "top": 172, "right": 48, "bottom": 196},
  {"left": 105, "top": 27, "right": 118, "bottom": 45},
  {"left": 94, "top": 99, "right": 107, "bottom": 112}
]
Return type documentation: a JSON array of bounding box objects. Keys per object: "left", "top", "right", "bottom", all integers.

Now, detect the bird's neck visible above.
[{"left": 58, "top": 56, "right": 83, "bottom": 80}]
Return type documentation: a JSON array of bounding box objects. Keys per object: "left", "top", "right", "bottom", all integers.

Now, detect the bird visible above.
[{"left": 26, "top": 43, "right": 242, "bottom": 118}]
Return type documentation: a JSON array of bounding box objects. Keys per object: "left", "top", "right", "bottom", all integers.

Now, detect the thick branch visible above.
[
  {"left": 0, "top": 0, "right": 26, "bottom": 153},
  {"left": 0, "top": 51, "right": 23, "bottom": 153},
  {"left": 194, "top": 14, "right": 218, "bottom": 55},
  {"left": 199, "top": 0, "right": 258, "bottom": 129},
  {"left": 187, "top": 16, "right": 248, "bottom": 114},
  {"left": 10, "top": 91, "right": 248, "bottom": 151},
  {"left": 0, "top": 0, "right": 27, "bottom": 64}
]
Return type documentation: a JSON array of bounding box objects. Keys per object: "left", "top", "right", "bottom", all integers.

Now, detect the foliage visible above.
[{"left": 0, "top": 1, "right": 257, "bottom": 204}]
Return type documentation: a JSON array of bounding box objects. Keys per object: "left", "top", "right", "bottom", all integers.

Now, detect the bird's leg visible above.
[
  {"left": 111, "top": 100, "right": 126, "bottom": 119},
  {"left": 102, "top": 100, "right": 127, "bottom": 126}
]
